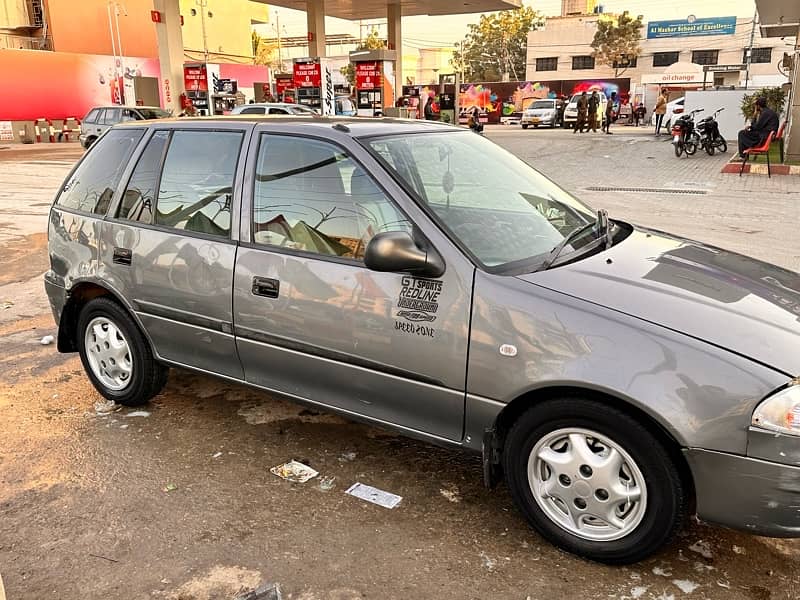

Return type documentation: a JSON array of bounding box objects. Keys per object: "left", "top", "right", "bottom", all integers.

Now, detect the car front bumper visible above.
[
  {"left": 685, "top": 448, "right": 800, "bottom": 537},
  {"left": 521, "top": 114, "right": 552, "bottom": 125}
]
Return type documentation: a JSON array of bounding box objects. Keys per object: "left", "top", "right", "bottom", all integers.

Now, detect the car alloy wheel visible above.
[
  {"left": 77, "top": 297, "right": 168, "bottom": 405},
  {"left": 503, "top": 398, "right": 686, "bottom": 564},
  {"left": 528, "top": 427, "right": 647, "bottom": 542},
  {"left": 84, "top": 316, "right": 133, "bottom": 391}
]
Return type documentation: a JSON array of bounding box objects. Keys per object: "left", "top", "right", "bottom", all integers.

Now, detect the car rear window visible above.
[
  {"left": 56, "top": 128, "right": 144, "bottom": 215},
  {"left": 239, "top": 106, "right": 266, "bottom": 114}
]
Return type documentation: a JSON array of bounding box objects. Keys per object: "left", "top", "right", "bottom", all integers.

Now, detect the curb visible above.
[{"left": 721, "top": 161, "right": 800, "bottom": 176}]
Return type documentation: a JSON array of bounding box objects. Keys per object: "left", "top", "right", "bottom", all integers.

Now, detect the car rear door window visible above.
[
  {"left": 56, "top": 128, "right": 144, "bottom": 214},
  {"left": 239, "top": 107, "right": 266, "bottom": 114},
  {"left": 154, "top": 130, "right": 243, "bottom": 237},
  {"left": 267, "top": 108, "right": 289, "bottom": 115},
  {"left": 117, "top": 130, "right": 170, "bottom": 224},
  {"left": 103, "top": 108, "right": 122, "bottom": 124},
  {"left": 121, "top": 108, "right": 140, "bottom": 122},
  {"left": 252, "top": 135, "right": 410, "bottom": 260}
]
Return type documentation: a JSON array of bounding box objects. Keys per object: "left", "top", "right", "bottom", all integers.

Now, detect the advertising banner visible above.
[
  {"left": 183, "top": 64, "right": 208, "bottom": 92},
  {"left": 275, "top": 75, "right": 293, "bottom": 97},
  {"left": 355, "top": 61, "right": 381, "bottom": 90},
  {"left": 646, "top": 16, "right": 737, "bottom": 39},
  {"left": 293, "top": 60, "right": 321, "bottom": 88},
  {"left": 0, "top": 49, "right": 161, "bottom": 121}
]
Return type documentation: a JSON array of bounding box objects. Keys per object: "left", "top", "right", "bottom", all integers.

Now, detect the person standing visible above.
[
  {"left": 574, "top": 91, "right": 588, "bottom": 134},
  {"left": 737, "top": 96, "right": 779, "bottom": 158},
  {"left": 424, "top": 95, "right": 435, "bottom": 120},
  {"left": 654, "top": 89, "right": 668, "bottom": 135},
  {"left": 587, "top": 91, "right": 599, "bottom": 133},
  {"left": 603, "top": 91, "right": 617, "bottom": 134}
]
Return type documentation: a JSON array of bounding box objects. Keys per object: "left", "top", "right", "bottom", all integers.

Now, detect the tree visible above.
[
  {"left": 340, "top": 30, "right": 386, "bottom": 86},
  {"left": 251, "top": 31, "right": 281, "bottom": 70},
  {"left": 451, "top": 8, "right": 544, "bottom": 82},
  {"left": 741, "top": 87, "right": 787, "bottom": 120},
  {"left": 590, "top": 11, "right": 643, "bottom": 77}
]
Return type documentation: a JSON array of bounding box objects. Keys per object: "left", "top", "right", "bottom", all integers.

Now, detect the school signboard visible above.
[{"left": 646, "top": 16, "right": 737, "bottom": 39}]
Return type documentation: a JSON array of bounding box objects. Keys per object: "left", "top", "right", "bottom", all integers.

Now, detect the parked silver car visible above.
[
  {"left": 79, "top": 106, "right": 170, "bottom": 148},
  {"left": 230, "top": 102, "right": 318, "bottom": 116},
  {"left": 45, "top": 117, "right": 800, "bottom": 564},
  {"left": 521, "top": 98, "right": 563, "bottom": 129}
]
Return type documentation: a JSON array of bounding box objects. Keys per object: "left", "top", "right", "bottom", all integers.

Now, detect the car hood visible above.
[{"left": 517, "top": 227, "right": 800, "bottom": 377}]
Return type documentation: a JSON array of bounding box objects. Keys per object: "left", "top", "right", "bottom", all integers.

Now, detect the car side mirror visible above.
[{"left": 364, "top": 231, "right": 445, "bottom": 278}]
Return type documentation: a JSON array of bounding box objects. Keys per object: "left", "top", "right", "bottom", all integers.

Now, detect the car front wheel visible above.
[
  {"left": 504, "top": 397, "right": 686, "bottom": 564},
  {"left": 77, "top": 297, "right": 168, "bottom": 406}
]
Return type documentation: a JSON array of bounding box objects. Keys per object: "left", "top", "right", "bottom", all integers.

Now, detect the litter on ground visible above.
[
  {"left": 125, "top": 411, "right": 151, "bottom": 418},
  {"left": 270, "top": 460, "right": 319, "bottom": 483},
  {"left": 40, "top": 335, "right": 54, "bottom": 345},
  {"left": 345, "top": 482, "right": 402, "bottom": 509},
  {"left": 318, "top": 476, "right": 336, "bottom": 491},
  {"left": 94, "top": 400, "right": 118, "bottom": 414}
]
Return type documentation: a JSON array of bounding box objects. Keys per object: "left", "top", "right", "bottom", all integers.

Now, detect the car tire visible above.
[
  {"left": 84, "top": 136, "right": 96, "bottom": 149},
  {"left": 77, "top": 297, "right": 168, "bottom": 406},
  {"left": 503, "top": 397, "right": 686, "bottom": 564},
  {"left": 522, "top": 124, "right": 529, "bottom": 129}
]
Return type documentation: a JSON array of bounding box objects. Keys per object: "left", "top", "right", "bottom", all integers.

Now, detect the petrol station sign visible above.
[
  {"left": 356, "top": 61, "right": 382, "bottom": 90},
  {"left": 293, "top": 60, "right": 321, "bottom": 88},
  {"left": 183, "top": 64, "right": 208, "bottom": 92}
]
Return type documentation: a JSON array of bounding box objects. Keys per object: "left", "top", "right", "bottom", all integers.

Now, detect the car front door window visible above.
[{"left": 252, "top": 134, "right": 410, "bottom": 259}]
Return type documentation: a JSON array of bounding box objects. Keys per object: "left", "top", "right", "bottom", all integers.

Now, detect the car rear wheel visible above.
[
  {"left": 503, "top": 397, "right": 686, "bottom": 564},
  {"left": 77, "top": 297, "right": 168, "bottom": 406},
  {"left": 522, "top": 124, "right": 529, "bottom": 129}
]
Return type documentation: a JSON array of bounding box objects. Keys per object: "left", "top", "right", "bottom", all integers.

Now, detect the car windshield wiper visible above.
[{"left": 540, "top": 209, "right": 612, "bottom": 270}]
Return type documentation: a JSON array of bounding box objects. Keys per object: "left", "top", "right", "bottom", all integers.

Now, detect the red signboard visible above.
[
  {"left": 183, "top": 64, "right": 208, "bottom": 92},
  {"left": 275, "top": 75, "right": 293, "bottom": 97},
  {"left": 355, "top": 61, "right": 381, "bottom": 90},
  {"left": 293, "top": 61, "right": 321, "bottom": 88}
]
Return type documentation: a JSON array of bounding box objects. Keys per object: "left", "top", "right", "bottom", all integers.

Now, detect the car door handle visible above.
[
  {"left": 113, "top": 247, "right": 132, "bottom": 266},
  {"left": 252, "top": 276, "right": 279, "bottom": 298}
]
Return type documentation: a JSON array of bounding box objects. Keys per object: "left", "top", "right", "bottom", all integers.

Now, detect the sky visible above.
[{"left": 264, "top": 0, "right": 759, "bottom": 49}]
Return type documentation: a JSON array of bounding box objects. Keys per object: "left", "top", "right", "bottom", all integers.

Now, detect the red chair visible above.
[
  {"left": 739, "top": 131, "right": 775, "bottom": 178},
  {"left": 776, "top": 121, "right": 787, "bottom": 163}
]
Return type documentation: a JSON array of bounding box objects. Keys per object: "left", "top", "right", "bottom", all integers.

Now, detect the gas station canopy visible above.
[
  {"left": 250, "top": 0, "right": 521, "bottom": 20},
  {"left": 754, "top": 0, "right": 800, "bottom": 37}
]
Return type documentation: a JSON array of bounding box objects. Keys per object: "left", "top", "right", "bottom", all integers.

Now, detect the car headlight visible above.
[{"left": 752, "top": 381, "right": 800, "bottom": 436}]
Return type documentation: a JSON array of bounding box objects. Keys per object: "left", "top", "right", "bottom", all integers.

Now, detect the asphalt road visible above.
[{"left": 0, "top": 134, "right": 798, "bottom": 600}]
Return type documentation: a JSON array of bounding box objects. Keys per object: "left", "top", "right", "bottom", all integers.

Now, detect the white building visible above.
[{"left": 526, "top": 2, "right": 793, "bottom": 106}]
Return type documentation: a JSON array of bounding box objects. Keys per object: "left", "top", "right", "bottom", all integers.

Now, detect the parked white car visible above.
[
  {"left": 650, "top": 97, "right": 685, "bottom": 129},
  {"left": 562, "top": 93, "right": 608, "bottom": 129}
]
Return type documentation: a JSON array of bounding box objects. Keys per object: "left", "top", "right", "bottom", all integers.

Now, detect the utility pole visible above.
[
  {"left": 196, "top": 0, "right": 209, "bottom": 64},
  {"left": 274, "top": 10, "right": 283, "bottom": 72},
  {"left": 744, "top": 7, "right": 757, "bottom": 90}
]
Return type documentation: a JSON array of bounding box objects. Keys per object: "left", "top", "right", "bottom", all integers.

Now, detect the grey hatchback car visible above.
[
  {"left": 45, "top": 117, "right": 800, "bottom": 564},
  {"left": 79, "top": 105, "right": 171, "bottom": 148}
]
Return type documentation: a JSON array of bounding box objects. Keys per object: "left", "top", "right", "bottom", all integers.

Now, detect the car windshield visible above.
[
  {"left": 365, "top": 130, "right": 598, "bottom": 270},
  {"left": 136, "top": 108, "right": 171, "bottom": 119},
  {"left": 531, "top": 101, "right": 554, "bottom": 109}
]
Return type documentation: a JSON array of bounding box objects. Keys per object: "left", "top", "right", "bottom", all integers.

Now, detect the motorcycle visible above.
[
  {"left": 671, "top": 109, "right": 703, "bottom": 158},
  {"left": 696, "top": 108, "right": 728, "bottom": 156}
]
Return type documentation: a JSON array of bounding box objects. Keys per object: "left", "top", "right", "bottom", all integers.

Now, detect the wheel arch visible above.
[
  {"left": 485, "top": 385, "right": 695, "bottom": 503},
  {"left": 57, "top": 280, "right": 141, "bottom": 353}
]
